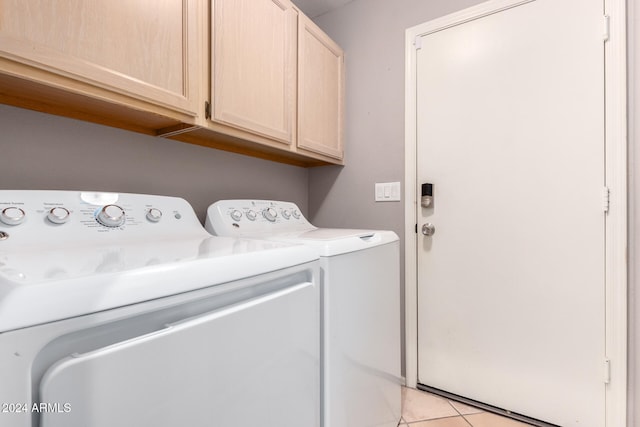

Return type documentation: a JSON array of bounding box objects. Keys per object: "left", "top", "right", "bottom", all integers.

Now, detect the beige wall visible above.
[{"left": 0, "top": 104, "right": 310, "bottom": 222}]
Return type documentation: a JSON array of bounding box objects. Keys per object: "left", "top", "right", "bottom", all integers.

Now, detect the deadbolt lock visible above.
[{"left": 421, "top": 183, "right": 434, "bottom": 208}]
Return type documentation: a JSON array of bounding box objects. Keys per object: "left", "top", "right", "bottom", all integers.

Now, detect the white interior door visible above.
[{"left": 415, "top": 1, "right": 605, "bottom": 425}]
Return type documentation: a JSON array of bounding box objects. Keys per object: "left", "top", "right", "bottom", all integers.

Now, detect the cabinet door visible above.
[
  {"left": 0, "top": 0, "right": 199, "bottom": 116},
  {"left": 298, "top": 15, "right": 344, "bottom": 160},
  {"left": 212, "top": 0, "right": 297, "bottom": 145}
]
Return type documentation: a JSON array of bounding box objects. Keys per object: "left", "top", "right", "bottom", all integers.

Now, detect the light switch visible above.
[{"left": 375, "top": 182, "right": 401, "bottom": 202}]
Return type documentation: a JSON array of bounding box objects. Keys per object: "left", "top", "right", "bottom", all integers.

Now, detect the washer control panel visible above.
[
  {"left": 205, "top": 200, "right": 314, "bottom": 237},
  {"left": 0, "top": 190, "right": 205, "bottom": 248}
]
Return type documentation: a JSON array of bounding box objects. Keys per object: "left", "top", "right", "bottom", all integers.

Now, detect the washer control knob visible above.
[
  {"left": 0, "top": 207, "right": 26, "bottom": 226},
  {"left": 146, "top": 208, "right": 163, "bottom": 223},
  {"left": 97, "top": 205, "right": 126, "bottom": 227},
  {"left": 230, "top": 210, "right": 243, "bottom": 222},
  {"left": 47, "top": 207, "right": 71, "bottom": 225},
  {"left": 263, "top": 207, "right": 277, "bottom": 222},
  {"left": 292, "top": 210, "right": 301, "bottom": 219},
  {"left": 246, "top": 210, "right": 257, "bottom": 221},
  {"left": 282, "top": 209, "right": 291, "bottom": 219}
]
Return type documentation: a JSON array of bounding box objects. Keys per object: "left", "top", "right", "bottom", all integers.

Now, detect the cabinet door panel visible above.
[
  {"left": 0, "top": 0, "right": 198, "bottom": 115},
  {"left": 298, "top": 15, "right": 344, "bottom": 160},
  {"left": 212, "top": 0, "right": 296, "bottom": 144}
]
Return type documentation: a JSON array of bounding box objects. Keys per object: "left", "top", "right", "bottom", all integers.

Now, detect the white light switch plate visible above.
[{"left": 375, "top": 182, "right": 401, "bottom": 202}]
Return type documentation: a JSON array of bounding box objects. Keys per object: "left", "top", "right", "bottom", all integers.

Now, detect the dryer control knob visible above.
[
  {"left": 0, "top": 207, "right": 26, "bottom": 226},
  {"left": 263, "top": 207, "right": 277, "bottom": 222},
  {"left": 246, "top": 210, "right": 257, "bottom": 221},
  {"left": 230, "top": 210, "right": 243, "bottom": 222},
  {"left": 47, "top": 207, "right": 71, "bottom": 225},
  {"left": 146, "top": 208, "right": 163, "bottom": 223},
  {"left": 282, "top": 209, "right": 291, "bottom": 219},
  {"left": 292, "top": 210, "right": 301, "bottom": 219},
  {"left": 97, "top": 204, "right": 126, "bottom": 227}
]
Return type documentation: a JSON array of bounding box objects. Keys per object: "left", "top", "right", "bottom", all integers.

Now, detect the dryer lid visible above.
[{"left": 0, "top": 236, "right": 317, "bottom": 332}]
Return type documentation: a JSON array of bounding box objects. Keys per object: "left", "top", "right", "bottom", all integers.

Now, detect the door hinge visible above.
[
  {"left": 603, "top": 186, "right": 610, "bottom": 213},
  {"left": 205, "top": 101, "right": 211, "bottom": 119},
  {"left": 603, "top": 15, "right": 610, "bottom": 42},
  {"left": 414, "top": 36, "right": 422, "bottom": 50},
  {"left": 604, "top": 359, "right": 611, "bottom": 384},
  {"left": 415, "top": 223, "right": 418, "bottom": 234}
]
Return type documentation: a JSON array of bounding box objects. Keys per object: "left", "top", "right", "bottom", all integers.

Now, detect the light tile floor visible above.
[{"left": 400, "top": 387, "right": 534, "bottom": 427}]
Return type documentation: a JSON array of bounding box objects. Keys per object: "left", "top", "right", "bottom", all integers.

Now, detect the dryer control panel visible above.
[
  {"left": 206, "top": 200, "right": 315, "bottom": 237},
  {"left": 0, "top": 190, "right": 206, "bottom": 247},
  {"left": 0, "top": 191, "right": 212, "bottom": 285}
]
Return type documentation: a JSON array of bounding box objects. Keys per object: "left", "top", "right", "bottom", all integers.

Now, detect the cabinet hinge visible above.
[
  {"left": 604, "top": 359, "right": 611, "bottom": 384},
  {"left": 205, "top": 101, "right": 211, "bottom": 120},
  {"left": 603, "top": 186, "right": 610, "bottom": 213},
  {"left": 415, "top": 223, "right": 418, "bottom": 234},
  {"left": 414, "top": 36, "right": 422, "bottom": 50},
  {"left": 603, "top": 15, "right": 610, "bottom": 42}
]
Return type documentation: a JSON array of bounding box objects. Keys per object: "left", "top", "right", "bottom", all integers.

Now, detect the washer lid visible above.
[
  {"left": 0, "top": 236, "right": 318, "bottom": 332},
  {"left": 271, "top": 229, "right": 399, "bottom": 257},
  {"left": 204, "top": 200, "right": 399, "bottom": 256}
]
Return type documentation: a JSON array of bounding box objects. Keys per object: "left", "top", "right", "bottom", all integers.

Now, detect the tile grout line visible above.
[
  {"left": 448, "top": 399, "right": 463, "bottom": 416},
  {"left": 403, "top": 415, "right": 472, "bottom": 425},
  {"left": 448, "top": 400, "right": 474, "bottom": 427},
  {"left": 460, "top": 413, "right": 474, "bottom": 427}
]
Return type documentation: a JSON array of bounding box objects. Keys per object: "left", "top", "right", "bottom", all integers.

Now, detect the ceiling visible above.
[{"left": 291, "top": 0, "right": 354, "bottom": 18}]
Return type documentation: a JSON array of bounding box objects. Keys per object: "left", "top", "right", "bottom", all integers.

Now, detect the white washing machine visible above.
[
  {"left": 205, "top": 200, "right": 401, "bottom": 427},
  {"left": 0, "top": 190, "right": 320, "bottom": 427}
]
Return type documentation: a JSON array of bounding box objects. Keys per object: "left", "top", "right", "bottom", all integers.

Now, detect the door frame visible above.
[{"left": 403, "top": 0, "right": 627, "bottom": 425}]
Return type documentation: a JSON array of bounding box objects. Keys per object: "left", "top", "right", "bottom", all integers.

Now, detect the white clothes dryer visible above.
[
  {"left": 205, "top": 200, "right": 401, "bottom": 427},
  {"left": 0, "top": 191, "right": 320, "bottom": 427}
]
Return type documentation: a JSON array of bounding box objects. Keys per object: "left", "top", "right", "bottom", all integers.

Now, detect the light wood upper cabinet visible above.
[
  {"left": 211, "top": 0, "right": 297, "bottom": 145},
  {"left": 0, "top": 0, "right": 344, "bottom": 166},
  {"left": 208, "top": 2, "right": 344, "bottom": 163},
  {"left": 297, "top": 14, "right": 344, "bottom": 160},
  {"left": 0, "top": 0, "right": 200, "bottom": 118}
]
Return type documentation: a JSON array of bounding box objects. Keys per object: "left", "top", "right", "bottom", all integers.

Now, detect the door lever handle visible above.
[{"left": 421, "top": 223, "right": 435, "bottom": 236}]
